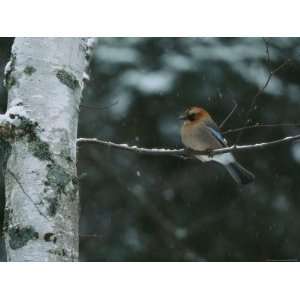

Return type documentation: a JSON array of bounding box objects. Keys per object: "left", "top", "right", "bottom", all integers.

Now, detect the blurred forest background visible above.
[{"left": 0, "top": 37, "right": 300, "bottom": 261}]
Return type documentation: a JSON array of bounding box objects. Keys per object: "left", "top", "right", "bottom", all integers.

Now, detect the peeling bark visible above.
[{"left": 3, "top": 38, "right": 88, "bottom": 261}]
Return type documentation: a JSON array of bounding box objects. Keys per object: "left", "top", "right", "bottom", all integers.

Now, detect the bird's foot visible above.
[{"left": 206, "top": 148, "right": 214, "bottom": 157}]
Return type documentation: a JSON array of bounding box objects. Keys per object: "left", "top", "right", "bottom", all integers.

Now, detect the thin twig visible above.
[
  {"left": 80, "top": 99, "right": 119, "bottom": 111},
  {"left": 77, "top": 133, "right": 300, "bottom": 158},
  {"left": 219, "top": 99, "right": 238, "bottom": 129},
  {"left": 6, "top": 169, "right": 50, "bottom": 221},
  {"left": 262, "top": 37, "right": 271, "bottom": 69},
  {"left": 206, "top": 134, "right": 300, "bottom": 155},
  {"left": 223, "top": 122, "right": 300, "bottom": 135},
  {"left": 235, "top": 38, "right": 292, "bottom": 145}
]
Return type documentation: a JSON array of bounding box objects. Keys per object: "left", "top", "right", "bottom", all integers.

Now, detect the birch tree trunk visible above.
[{"left": 3, "top": 38, "right": 88, "bottom": 261}]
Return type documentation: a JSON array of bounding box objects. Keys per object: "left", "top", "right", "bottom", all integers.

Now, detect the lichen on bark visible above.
[
  {"left": 28, "top": 139, "right": 52, "bottom": 161},
  {"left": 4, "top": 53, "right": 17, "bottom": 89},
  {"left": 8, "top": 225, "right": 39, "bottom": 250},
  {"left": 56, "top": 69, "right": 79, "bottom": 90},
  {"left": 4, "top": 38, "right": 88, "bottom": 261},
  {"left": 23, "top": 66, "right": 36, "bottom": 76}
]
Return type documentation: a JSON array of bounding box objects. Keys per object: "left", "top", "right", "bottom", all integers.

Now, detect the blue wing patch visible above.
[{"left": 207, "top": 126, "right": 227, "bottom": 146}]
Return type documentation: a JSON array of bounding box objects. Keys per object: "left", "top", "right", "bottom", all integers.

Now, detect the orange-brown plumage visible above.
[
  {"left": 181, "top": 106, "right": 210, "bottom": 125},
  {"left": 179, "top": 105, "right": 255, "bottom": 185}
]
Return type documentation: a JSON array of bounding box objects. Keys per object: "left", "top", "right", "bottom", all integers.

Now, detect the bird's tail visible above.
[{"left": 225, "top": 161, "right": 255, "bottom": 185}]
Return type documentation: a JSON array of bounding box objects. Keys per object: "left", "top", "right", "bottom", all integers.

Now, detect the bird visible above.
[{"left": 180, "top": 106, "right": 255, "bottom": 185}]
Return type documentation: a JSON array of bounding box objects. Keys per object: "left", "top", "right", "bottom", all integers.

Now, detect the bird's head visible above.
[{"left": 179, "top": 106, "right": 209, "bottom": 123}]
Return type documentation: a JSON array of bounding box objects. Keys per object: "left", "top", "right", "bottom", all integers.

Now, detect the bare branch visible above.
[
  {"left": 77, "top": 133, "right": 300, "bottom": 158},
  {"left": 80, "top": 99, "right": 120, "bottom": 111},
  {"left": 235, "top": 38, "right": 292, "bottom": 144},
  {"left": 223, "top": 122, "right": 300, "bottom": 135},
  {"left": 262, "top": 37, "right": 271, "bottom": 69},
  {"left": 219, "top": 99, "right": 238, "bottom": 129},
  {"left": 208, "top": 134, "right": 300, "bottom": 155},
  {"left": 77, "top": 138, "right": 185, "bottom": 156}
]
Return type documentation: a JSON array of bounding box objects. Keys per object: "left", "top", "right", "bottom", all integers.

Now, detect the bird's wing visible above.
[{"left": 206, "top": 124, "right": 228, "bottom": 147}]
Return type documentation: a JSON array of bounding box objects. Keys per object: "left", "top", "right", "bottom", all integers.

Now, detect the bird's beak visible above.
[{"left": 179, "top": 112, "right": 188, "bottom": 120}]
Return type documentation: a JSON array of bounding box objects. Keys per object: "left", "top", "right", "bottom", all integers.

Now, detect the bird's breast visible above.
[{"left": 180, "top": 123, "right": 220, "bottom": 151}]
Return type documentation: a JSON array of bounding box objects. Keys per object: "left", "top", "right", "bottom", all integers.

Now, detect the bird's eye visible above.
[{"left": 187, "top": 112, "right": 196, "bottom": 121}]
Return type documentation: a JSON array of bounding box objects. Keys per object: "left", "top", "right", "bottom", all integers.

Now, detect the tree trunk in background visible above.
[{"left": 3, "top": 38, "right": 88, "bottom": 261}]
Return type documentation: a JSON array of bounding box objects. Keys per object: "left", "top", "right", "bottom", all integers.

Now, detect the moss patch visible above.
[
  {"left": 14, "top": 117, "right": 53, "bottom": 162},
  {"left": 12, "top": 116, "right": 53, "bottom": 162},
  {"left": 49, "top": 248, "right": 67, "bottom": 257},
  {"left": 44, "top": 232, "right": 57, "bottom": 243},
  {"left": 45, "top": 196, "right": 58, "bottom": 216},
  {"left": 56, "top": 69, "right": 79, "bottom": 90},
  {"left": 29, "top": 139, "right": 52, "bottom": 161},
  {"left": 8, "top": 225, "right": 39, "bottom": 250},
  {"left": 24, "top": 66, "right": 36, "bottom": 76},
  {"left": 43, "top": 163, "right": 74, "bottom": 216},
  {"left": 46, "top": 164, "right": 72, "bottom": 194},
  {"left": 60, "top": 148, "right": 73, "bottom": 163},
  {"left": 21, "top": 119, "right": 38, "bottom": 132}
]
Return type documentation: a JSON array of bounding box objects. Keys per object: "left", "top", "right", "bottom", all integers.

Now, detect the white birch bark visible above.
[{"left": 3, "top": 38, "right": 88, "bottom": 261}]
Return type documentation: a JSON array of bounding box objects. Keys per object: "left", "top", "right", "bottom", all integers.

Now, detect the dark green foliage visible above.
[{"left": 78, "top": 38, "right": 300, "bottom": 262}]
